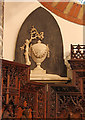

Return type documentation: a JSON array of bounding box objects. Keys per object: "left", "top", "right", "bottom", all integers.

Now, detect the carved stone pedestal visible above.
[{"left": 30, "top": 73, "right": 69, "bottom": 84}]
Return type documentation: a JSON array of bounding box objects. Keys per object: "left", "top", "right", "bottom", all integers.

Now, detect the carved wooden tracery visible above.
[
  {"left": 20, "top": 82, "right": 46, "bottom": 118},
  {"left": 1, "top": 44, "right": 85, "bottom": 119},
  {"left": 38, "top": 87, "right": 46, "bottom": 118},
  {"left": 57, "top": 94, "right": 85, "bottom": 119},
  {"left": 2, "top": 59, "right": 29, "bottom": 106},
  {"left": 47, "top": 45, "right": 85, "bottom": 119},
  {"left": 47, "top": 85, "right": 56, "bottom": 118},
  {"left": 48, "top": 85, "right": 85, "bottom": 119},
  {"left": 71, "top": 44, "right": 85, "bottom": 59},
  {"left": 1, "top": 59, "right": 46, "bottom": 119},
  {"left": 58, "top": 45, "right": 85, "bottom": 119}
]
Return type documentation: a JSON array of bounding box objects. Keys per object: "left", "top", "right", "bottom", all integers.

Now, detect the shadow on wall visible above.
[{"left": 15, "top": 7, "right": 67, "bottom": 77}]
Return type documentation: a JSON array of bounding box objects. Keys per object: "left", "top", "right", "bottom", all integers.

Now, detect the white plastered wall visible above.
[{"left": 3, "top": 1, "right": 83, "bottom": 62}]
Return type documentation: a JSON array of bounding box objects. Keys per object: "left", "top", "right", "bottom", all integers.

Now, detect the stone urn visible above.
[{"left": 29, "top": 40, "right": 49, "bottom": 74}]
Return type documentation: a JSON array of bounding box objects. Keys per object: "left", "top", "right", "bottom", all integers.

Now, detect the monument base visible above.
[
  {"left": 31, "top": 66, "right": 46, "bottom": 74},
  {"left": 30, "top": 73, "right": 70, "bottom": 84}
]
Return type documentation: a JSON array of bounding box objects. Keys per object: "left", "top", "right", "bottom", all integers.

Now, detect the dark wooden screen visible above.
[
  {"left": 47, "top": 45, "right": 85, "bottom": 119},
  {"left": 1, "top": 59, "right": 46, "bottom": 119}
]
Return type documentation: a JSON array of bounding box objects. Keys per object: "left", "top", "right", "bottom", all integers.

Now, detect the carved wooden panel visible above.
[
  {"left": 71, "top": 44, "right": 85, "bottom": 59},
  {"left": 20, "top": 83, "right": 46, "bottom": 118},
  {"left": 2, "top": 59, "right": 46, "bottom": 119},
  {"left": 57, "top": 93, "right": 85, "bottom": 118},
  {"left": 68, "top": 59, "right": 85, "bottom": 95},
  {"left": 20, "top": 91, "right": 36, "bottom": 117},
  {"left": 47, "top": 85, "right": 56, "bottom": 118},
  {"left": 83, "top": 78, "right": 85, "bottom": 94},
  {"left": 38, "top": 86, "right": 46, "bottom": 118},
  {"left": 1, "top": 59, "right": 30, "bottom": 119}
]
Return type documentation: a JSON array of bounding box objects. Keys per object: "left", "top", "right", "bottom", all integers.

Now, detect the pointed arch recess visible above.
[{"left": 15, "top": 7, "right": 67, "bottom": 76}]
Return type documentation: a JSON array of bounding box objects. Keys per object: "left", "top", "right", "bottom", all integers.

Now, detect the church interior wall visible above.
[
  {"left": 3, "top": 2, "right": 83, "bottom": 62},
  {"left": 1, "top": 2, "right": 85, "bottom": 119}
]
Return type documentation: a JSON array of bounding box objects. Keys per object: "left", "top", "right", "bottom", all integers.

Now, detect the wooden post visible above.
[
  {"left": 0, "top": 63, "right": 2, "bottom": 119},
  {"left": 15, "top": 75, "right": 18, "bottom": 104},
  {"left": 36, "top": 91, "right": 38, "bottom": 118},
  {"left": 17, "top": 80, "right": 20, "bottom": 104},
  {"left": 6, "top": 69, "right": 10, "bottom": 104},
  {"left": 56, "top": 93, "right": 59, "bottom": 118},
  {"left": 44, "top": 85, "right": 46, "bottom": 118},
  {"left": 80, "top": 77, "right": 83, "bottom": 95},
  {"left": 27, "top": 67, "right": 30, "bottom": 82},
  {"left": 47, "top": 84, "right": 50, "bottom": 118}
]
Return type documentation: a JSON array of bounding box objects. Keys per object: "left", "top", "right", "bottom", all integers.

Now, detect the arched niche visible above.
[{"left": 15, "top": 7, "right": 67, "bottom": 77}]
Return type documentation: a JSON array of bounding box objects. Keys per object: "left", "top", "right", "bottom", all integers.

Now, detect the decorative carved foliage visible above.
[
  {"left": 8, "top": 95, "right": 15, "bottom": 105},
  {"left": 57, "top": 94, "right": 85, "bottom": 118},
  {"left": 18, "top": 68, "right": 28, "bottom": 88},
  {"left": 2, "top": 60, "right": 30, "bottom": 112},
  {"left": 2, "top": 94, "right": 6, "bottom": 105},
  {"left": 48, "top": 86, "right": 56, "bottom": 118},
  {"left": 20, "top": 86, "right": 46, "bottom": 118},
  {"left": 71, "top": 44, "right": 85, "bottom": 59},
  {"left": 2, "top": 68, "right": 7, "bottom": 88},
  {"left": 47, "top": 85, "right": 85, "bottom": 119},
  {"left": 2, "top": 59, "right": 46, "bottom": 119},
  {"left": 75, "top": 73, "right": 81, "bottom": 92},
  {"left": 83, "top": 78, "right": 85, "bottom": 94},
  {"left": 2, "top": 60, "right": 29, "bottom": 90},
  {"left": 76, "top": 71, "right": 85, "bottom": 77},
  {"left": 2, "top": 94, "right": 16, "bottom": 118},
  {"left": 9, "top": 66, "right": 16, "bottom": 87},
  {"left": 69, "top": 60, "right": 85, "bottom": 70},
  {"left": 20, "top": 92, "right": 35, "bottom": 110},
  {"left": 55, "top": 86, "right": 79, "bottom": 92},
  {"left": 38, "top": 87, "right": 45, "bottom": 118},
  {"left": 66, "top": 45, "right": 85, "bottom": 119}
]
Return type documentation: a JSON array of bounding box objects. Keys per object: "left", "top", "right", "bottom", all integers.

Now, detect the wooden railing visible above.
[
  {"left": 1, "top": 59, "right": 46, "bottom": 119},
  {"left": 1, "top": 44, "right": 85, "bottom": 119},
  {"left": 2, "top": 59, "right": 30, "bottom": 105},
  {"left": 71, "top": 44, "right": 85, "bottom": 59},
  {"left": 47, "top": 84, "right": 85, "bottom": 119},
  {"left": 47, "top": 45, "right": 85, "bottom": 119}
]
